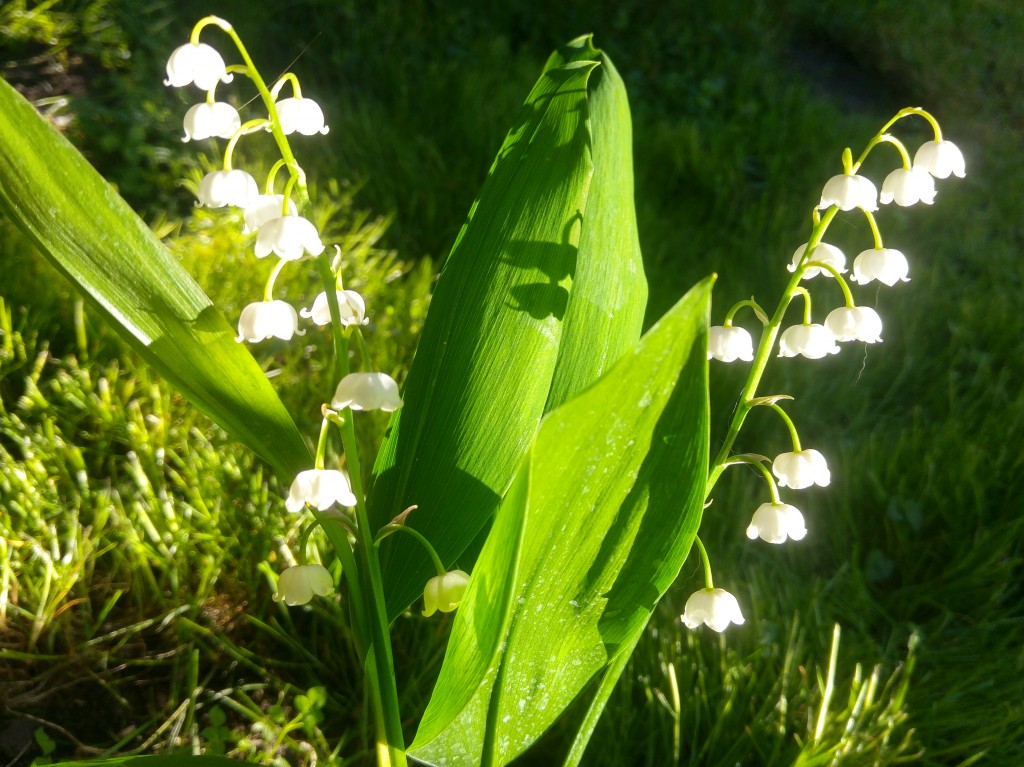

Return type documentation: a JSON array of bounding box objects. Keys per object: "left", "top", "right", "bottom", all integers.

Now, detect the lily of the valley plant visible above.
[{"left": 0, "top": 14, "right": 963, "bottom": 767}]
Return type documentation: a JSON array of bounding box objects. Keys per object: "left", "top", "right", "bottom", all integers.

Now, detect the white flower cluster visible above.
[
  {"left": 687, "top": 119, "right": 965, "bottom": 633},
  {"left": 167, "top": 23, "right": 411, "bottom": 609}
]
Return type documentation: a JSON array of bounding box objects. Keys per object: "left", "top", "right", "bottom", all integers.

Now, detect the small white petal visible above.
[
  {"left": 746, "top": 502, "right": 807, "bottom": 544},
  {"left": 708, "top": 325, "right": 754, "bottom": 362},
  {"left": 254, "top": 215, "right": 325, "bottom": 260},
  {"left": 300, "top": 290, "right": 369, "bottom": 326},
  {"left": 913, "top": 140, "right": 966, "bottom": 179},
  {"left": 880, "top": 167, "right": 936, "bottom": 206},
  {"left": 423, "top": 570, "right": 470, "bottom": 617},
  {"left": 331, "top": 372, "right": 403, "bottom": 412},
  {"left": 235, "top": 300, "right": 300, "bottom": 342},
  {"left": 276, "top": 97, "right": 329, "bottom": 136},
  {"left": 682, "top": 588, "right": 745, "bottom": 632},
  {"left": 851, "top": 248, "right": 910, "bottom": 286},
  {"left": 274, "top": 564, "right": 333, "bottom": 606},
  {"left": 778, "top": 324, "right": 840, "bottom": 359},
  {"left": 183, "top": 101, "right": 241, "bottom": 141},
  {"left": 772, "top": 449, "right": 831, "bottom": 490},
  {"left": 197, "top": 169, "right": 258, "bottom": 208},
  {"left": 164, "top": 43, "right": 232, "bottom": 90},
  {"left": 789, "top": 243, "right": 846, "bottom": 279},
  {"left": 243, "top": 194, "right": 298, "bottom": 233},
  {"left": 285, "top": 469, "right": 357, "bottom": 512},
  {"left": 825, "top": 306, "right": 883, "bottom": 343},
  {"left": 818, "top": 173, "right": 878, "bottom": 212}
]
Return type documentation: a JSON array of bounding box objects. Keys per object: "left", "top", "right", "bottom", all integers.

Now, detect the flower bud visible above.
[
  {"left": 183, "top": 101, "right": 241, "bottom": 141},
  {"left": 274, "top": 564, "right": 334, "bottom": 606},
  {"left": 746, "top": 502, "right": 807, "bottom": 544},
  {"left": 772, "top": 449, "right": 830, "bottom": 490},
  {"left": 880, "top": 167, "right": 936, "bottom": 206},
  {"left": 197, "top": 169, "right": 258, "bottom": 209},
  {"left": 818, "top": 173, "right": 878, "bottom": 212},
  {"left": 682, "top": 588, "right": 745, "bottom": 632},
  {"left": 913, "top": 140, "right": 966, "bottom": 179},
  {"left": 778, "top": 324, "right": 839, "bottom": 359},
  {"left": 331, "top": 372, "right": 403, "bottom": 412},
  {"left": 254, "top": 215, "right": 325, "bottom": 261},
  {"left": 788, "top": 243, "right": 846, "bottom": 279},
  {"left": 423, "top": 570, "right": 470, "bottom": 617},
  {"left": 275, "top": 97, "right": 329, "bottom": 136},
  {"left": 285, "top": 469, "right": 357, "bottom": 512},
  {"left": 236, "top": 300, "right": 300, "bottom": 343},
  {"left": 825, "top": 306, "right": 883, "bottom": 343},
  {"left": 165, "top": 43, "right": 232, "bottom": 90},
  {"left": 851, "top": 248, "right": 910, "bottom": 286},
  {"left": 301, "top": 290, "right": 369, "bottom": 327},
  {"left": 708, "top": 325, "right": 754, "bottom": 362},
  {"left": 243, "top": 194, "right": 298, "bottom": 233}
]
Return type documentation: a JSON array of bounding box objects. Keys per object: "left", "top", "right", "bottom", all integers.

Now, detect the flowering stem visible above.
[
  {"left": 694, "top": 536, "right": 714, "bottom": 589},
  {"left": 315, "top": 251, "right": 406, "bottom": 765},
  {"left": 313, "top": 416, "right": 331, "bottom": 470},
  {"left": 193, "top": 16, "right": 308, "bottom": 202},
  {"left": 271, "top": 72, "right": 302, "bottom": 100},
  {"left": 705, "top": 204, "right": 839, "bottom": 498},
  {"left": 879, "top": 134, "right": 912, "bottom": 168},
  {"left": 724, "top": 298, "right": 768, "bottom": 326},
  {"left": 768, "top": 403, "right": 802, "bottom": 453}
]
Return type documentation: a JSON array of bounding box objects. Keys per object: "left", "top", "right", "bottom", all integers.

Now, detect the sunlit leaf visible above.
[
  {"left": 0, "top": 78, "right": 310, "bottom": 479},
  {"left": 410, "top": 276, "right": 712, "bottom": 766},
  {"left": 370, "top": 36, "right": 646, "bottom": 617}
]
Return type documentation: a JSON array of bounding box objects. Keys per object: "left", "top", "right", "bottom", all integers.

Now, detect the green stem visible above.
[
  {"left": 802, "top": 260, "right": 855, "bottom": 307},
  {"left": 313, "top": 416, "right": 331, "bottom": 470},
  {"left": 263, "top": 258, "right": 287, "bottom": 301},
  {"left": 375, "top": 525, "right": 446, "bottom": 576},
  {"left": 723, "top": 298, "right": 768, "bottom": 326},
  {"left": 271, "top": 72, "right": 302, "bottom": 100},
  {"left": 316, "top": 251, "right": 406, "bottom": 765},
  {"left": 878, "top": 134, "right": 913, "bottom": 168},
  {"left": 768, "top": 403, "right": 802, "bottom": 453},
  {"left": 694, "top": 537, "right": 714, "bottom": 589},
  {"left": 862, "top": 208, "right": 885, "bottom": 249}
]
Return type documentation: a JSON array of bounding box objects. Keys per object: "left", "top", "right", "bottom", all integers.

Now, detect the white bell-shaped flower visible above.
[
  {"left": 285, "top": 469, "right": 357, "bottom": 512},
  {"left": 708, "top": 325, "right": 754, "bottom": 362},
  {"left": 274, "top": 564, "right": 333, "bottom": 606},
  {"left": 913, "top": 140, "right": 966, "bottom": 179},
  {"left": 254, "top": 215, "right": 325, "bottom": 261},
  {"left": 423, "top": 570, "right": 470, "bottom": 617},
  {"left": 197, "top": 169, "right": 258, "bottom": 209},
  {"left": 164, "top": 43, "right": 232, "bottom": 90},
  {"left": 773, "top": 449, "right": 831, "bottom": 489},
  {"left": 818, "top": 173, "right": 878, "bottom": 211},
  {"left": 235, "top": 300, "right": 300, "bottom": 343},
  {"left": 825, "top": 306, "right": 883, "bottom": 343},
  {"left": 275, "top": 97, "right": 330, "bottom": 136},
  {"left": 183, "top": 101, "right": 241, "bottom": 141},
  {"left": 243, "top": 194, "right": 298, "bottom": 233},
  {"left": 331, "top": 372, "right": 403, "bottom": 412},
  {"left": 788, "top": 243, "right": 846, "bottom": 279},
  {"left": 682, "top": 588, "right": 745, "bottom": 632},
  {"left": 851, "top": 248, "right": 910, "bottom": 286},
  {"left": 778, "top": 324, "right": 840, "bottom": 359},
  {"left": 746, "top": 502, "right": 807, "bottom": 544},
  {"left": 301, "top": 290, "right": 369, "bottom": 327},
  {"left": 880, "top": 167, "right": 936, "bottom": 206}
]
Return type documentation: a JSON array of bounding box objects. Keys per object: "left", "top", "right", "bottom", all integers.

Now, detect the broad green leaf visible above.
[
  {"left": 370, "top": 37, "right": 646, "bottom": 617},
  {"left": 0, "top": 78, "right": 310, "bottom": 479},
  {"left": 409, "top": 276, "right": 713, "bottom": 766}
]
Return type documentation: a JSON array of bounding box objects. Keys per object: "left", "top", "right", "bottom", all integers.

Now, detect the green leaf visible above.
[
  {"left": 409, "top": 276, "right": 713, "bottom": 766},
  {"left": 0, "top": 78, "right": 310, "bottom": 479},
  {"left": 369, "top": 36, "right": 646, "bottom": 617}
]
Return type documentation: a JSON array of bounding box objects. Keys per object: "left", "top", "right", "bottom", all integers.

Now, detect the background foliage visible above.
[{"left": 1, "top": 1, "right": 1022, "bottom": 765}]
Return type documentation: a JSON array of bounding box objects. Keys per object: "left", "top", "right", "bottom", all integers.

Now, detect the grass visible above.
[{"left": 2, "top": 1, "right": 1023, "bottom": 765}]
